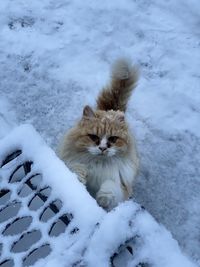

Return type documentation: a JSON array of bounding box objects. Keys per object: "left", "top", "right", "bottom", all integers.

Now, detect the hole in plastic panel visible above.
[
  {"left": 0, "top": 190, "right": 11, "bottom": 206},
  {"left": 18, "top": 174, "right": 42, "bottom": 197},
  {"left": 9, "top": 162, "right": 32, "bottom": 183},
  {"left": 1, "top": 150, "right": 22, "bottom": 167},
  {"left": 110, "top": 236, "right": 150, "bottom": 267},
  {"left": 49, "top": 214, "right": 72, "bottom": 237},
  {"left": 0, "top": 202, "right": 21, "bottom": 223},
  {"left": 28, "top": 187, "right": 51, "bottom": 210},
  {"left": 23, "top": 244, "right": 51, "bottom": 267},
  {"left": 40, "top": 200, "right": 62, "bottom": 222},
  {"left": 0, "top": 259, "right": 14, "bottom": 267},
  {"left": 3, "top": 216, "right": 32, "bottom": 236},
  {"left": 11, "top": 230, "right": 42, "bottom": 253}
]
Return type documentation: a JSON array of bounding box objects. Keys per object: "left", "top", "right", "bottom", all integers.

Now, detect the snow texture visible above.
[
  {"left": 0, "top": 0, "right": 199, "bottom": 265},
  {"left": 0, "top": 97, "right": 16, "bottom": 139},
  {"left": 0, "top": 125, "right": 197, "bottom": 267}
]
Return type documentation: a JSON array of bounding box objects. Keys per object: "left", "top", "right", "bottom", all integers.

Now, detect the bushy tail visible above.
[{"left": 96, "top": 58, "right": 139, "bottom": 112}]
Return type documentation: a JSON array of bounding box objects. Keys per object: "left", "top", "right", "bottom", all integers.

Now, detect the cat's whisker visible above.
[
  {"left": 107, "top": 148, "right": 116, "bottom": 157},
  {"left": 88, "top": 147, "right": 101, "bottom": 155}
]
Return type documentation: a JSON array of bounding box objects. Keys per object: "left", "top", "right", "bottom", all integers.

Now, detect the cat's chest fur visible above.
[{"left": 86, "top": 157, "right": 135, "bottom": 197}]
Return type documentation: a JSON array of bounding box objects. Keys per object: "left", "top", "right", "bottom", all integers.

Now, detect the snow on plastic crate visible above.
[
  {"left": 0, "top": 125, "right": 196, "bottom": 267},
  {"left": 0, "top": 160, "right": 70, "bottom": 265},
  {"left": 0, "top": 154, "right": 70, "bottom": 265},
  {"left": 0, "top": 125, "right": 104, "bottom": 267}
]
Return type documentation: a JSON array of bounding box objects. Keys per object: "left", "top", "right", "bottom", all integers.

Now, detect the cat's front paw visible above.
[{"left": 96, "top": 191, "right": 115, "bottom": 211}]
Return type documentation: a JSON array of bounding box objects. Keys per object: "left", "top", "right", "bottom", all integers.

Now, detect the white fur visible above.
[
  {"left": 88, "top": 146, "right": 100, "bottom": 155},
  {"left": 85, "top": 156, "right": 136, "bottom": 209},
  {"left": 99, "top": 136, "right": 107, "bottom": 148},
  {"left": 107, "top": 147, "right": 116, "bottom": 157}
]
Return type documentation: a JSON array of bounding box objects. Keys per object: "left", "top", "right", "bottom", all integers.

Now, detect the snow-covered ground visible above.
[{"left": 0, "top": 0, "right": 199, "bottom": 265}]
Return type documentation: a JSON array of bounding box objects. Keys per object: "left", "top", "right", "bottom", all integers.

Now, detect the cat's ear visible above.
[{"left": 83, "top": 105, "right": 96, "bottom": 118}]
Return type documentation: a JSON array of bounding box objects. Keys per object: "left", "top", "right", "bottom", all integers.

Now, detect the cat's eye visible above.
[
  {"left": 88, "top": 134, "right": 99, "bottom": 143},
  {"left": 108, "top": 136, "right": 118, "bottom": 143}
]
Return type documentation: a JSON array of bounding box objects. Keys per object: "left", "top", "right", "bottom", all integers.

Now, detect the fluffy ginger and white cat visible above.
[{"left": 59, "top": 58, "right": 139, "bottom": 210}]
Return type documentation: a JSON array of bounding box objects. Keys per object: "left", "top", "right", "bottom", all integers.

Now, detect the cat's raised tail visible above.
[{"left": 96, "top": 58, "right": 139, "bottom": 112}]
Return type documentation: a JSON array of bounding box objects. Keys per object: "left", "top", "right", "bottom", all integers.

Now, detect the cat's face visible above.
[{"left": 73, "top": 106, "right": 130, "bottom": 158}]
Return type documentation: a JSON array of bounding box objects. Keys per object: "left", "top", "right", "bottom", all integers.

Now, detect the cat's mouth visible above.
[
  {"left": 93, "top": 150, "right": 107, "bottom": 156},
  {"left": 99, "top": 151, "right": 107, "bottom": 156},
  {"left": 99, "top": 150, "right": 116, "bottom": 157}
]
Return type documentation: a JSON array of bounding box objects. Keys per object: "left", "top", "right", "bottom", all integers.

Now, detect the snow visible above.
[
  {"left": 0, "top": 97, "right": 16, "bottom": 139},
  {"left": 85, "top": 201, "right": 196, "bottom": 267},
  {"left": 0, "top": 0, "right": 200, "bottom": 265}
]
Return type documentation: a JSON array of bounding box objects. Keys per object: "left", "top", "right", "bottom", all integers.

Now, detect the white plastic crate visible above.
[{"left": 0, "top": 125, "right": 196, "bottom": 267}]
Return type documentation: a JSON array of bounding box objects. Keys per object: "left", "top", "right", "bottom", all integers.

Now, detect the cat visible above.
[{"left": 59, "top": 58, "right": 139, "bottom": 211}]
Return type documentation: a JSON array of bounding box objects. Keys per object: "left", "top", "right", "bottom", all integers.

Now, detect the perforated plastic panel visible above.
[
  {"left": 0, "top": 150, "right": 75, "bottom": 266},
  {"left": 0, "top": 125, "right": 104, "bottom": 267}
]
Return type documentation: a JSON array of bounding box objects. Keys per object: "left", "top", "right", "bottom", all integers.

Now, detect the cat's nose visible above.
[{"left": 99, "top": 146, "right": 107, "bottom": 152}]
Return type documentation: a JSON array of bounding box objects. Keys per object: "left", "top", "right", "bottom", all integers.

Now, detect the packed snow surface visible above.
[{"left": 0, "top": 0, "right": 199, "bottom": 265}]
